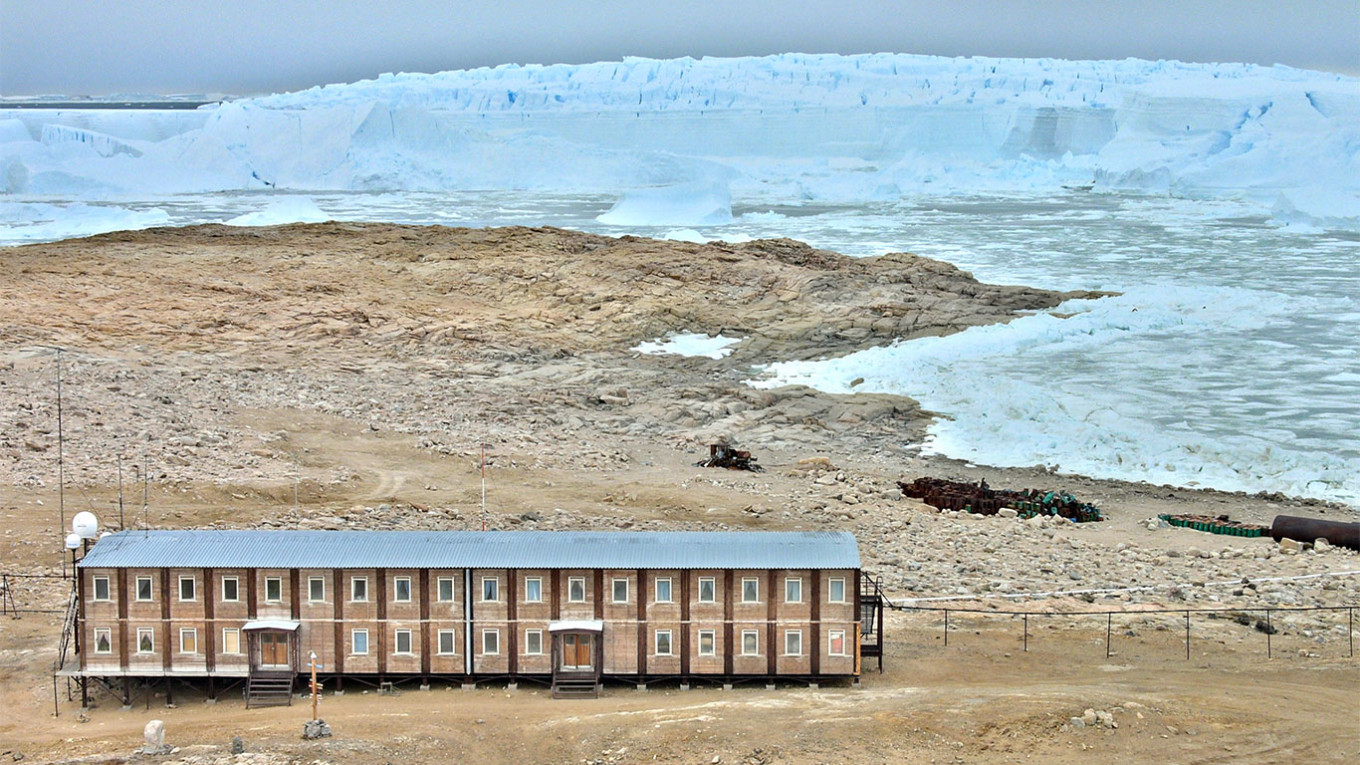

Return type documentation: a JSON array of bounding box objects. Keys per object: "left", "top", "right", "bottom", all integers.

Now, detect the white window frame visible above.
[
  {"left": 308, "top": 576, "right": 326, "bottom": 603},
  {"left": 784, "top": 629, "right": 802, "bottom": 656},
  {"left": 524, "top": 577, "right": 543, "bottom": 603},
  {"left": 92, "top": 575, "right": 110, "bottom": 601},
  {"left": 221, "top": 576, "right": 240, "bottom": 602},
  {"left": 785, "top": 577, "right": 802, "bottom": 604},
  {"left": 655, "top": 577, "right": 673, "bottom": 603},
  {"left": 482, "top": 628, "right": 500, "bottom": 655},
  {"left": 93, "top": 627, "right": 112, "bottom": 654},
  {"left": 654, "top": 629, "right": 673, "bottom": 656},
  {"left": 742, "top": 578, "right": 759, "bottom": 603},
  {"left": 394, "top": 576, "right": 412, "bottom": 602},
  {"left": 351, "top": 576, "right": 369, "bottom": 603},
  {"left": 612, "top": 578, "right": 629, "bottom": 603},
  {"left": 437, "top": 577, "right": 456, "bottom": 602},
  {"left": 394, "top": 629, "right": 413, "bottom": 655},
  {"left": 179, "top": 627, "right": 198, "bottom": 654},
  {"left": 698, "top": 629, "right": 716, "bottom": 656},
  {"left": 741, "top": 629, "right": 759, "bottom": 655},
  {"left": 264, "top": 576, "right": 283, "bottom": 603},
  {"left": 698, "top": 576, "right": 716, "bottom": 603},
  {"left": 525, "top": 629, "right": 543, "bottom": 655},
  {"left": 567, "top": 576, "right": 586, "bottom": 603},
  {"left": 178, "top": 575, "right": 196, "bottom": 602},
  {"left": 135, "top": 576, "right": 153, "bottom": 602},
  {"left": 351, "top": 629, "right": 369, "bottom": 655},
  {"left": 481, "top": 577, "right": 499, "bottom": 602},
  {"left": 437, "top": 629, "right": 457, "bottom": 655},
  {"left": 828, "top": 577, "right": 846, "bottom": 604},
  {"left": 222, "top": 628, "right": 242, "bottom": 655},
  {"left": 828, "top": 629, "right": 847, "bottom": 656},
  {"left": 136, "top": 628, "right": 155, "bottom": 654}
]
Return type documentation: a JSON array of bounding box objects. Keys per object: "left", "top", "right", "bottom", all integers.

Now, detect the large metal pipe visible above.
[{"left": 1270, "top": 515, "right": 1360, "bottom": 551}]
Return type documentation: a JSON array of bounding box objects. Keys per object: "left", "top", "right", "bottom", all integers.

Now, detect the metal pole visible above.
[
  {"left": 117, "top": 455, "right": 125, "bottom": 529},
  {"left": 480, "top": 442, "right": 487, "bottom": 532},
  {"left": 56, "top": 350, "right": 65, "bottom": 578},
  {"left": 52, "top": 674, "right": 59, "bottom": 718},
  {"left": 943, "top": 609, "right": 949, "bottom": 647},
  {"left": 1267, "top": 609, "right": 1272, "bottom": 659},
  {"left": 1185, "top": 611, "right": 1190, "bottom": 661},
  {"left": 1106, "top": 613, "right": 1112, "bottom": 659},
  {"left": 1349, "top": 608, "right": 1353, "bottom": 659},
  {"left": 1023, "top": 614, "right": 1028, "bottom": 652}
]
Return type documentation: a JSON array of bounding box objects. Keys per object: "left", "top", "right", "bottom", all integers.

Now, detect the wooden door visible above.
[
  {"left": 260, "top": 632, "right": 289, "bottom": 667},
  {"left": 560, "top": 634, "right": 593, "bottom": 670}
]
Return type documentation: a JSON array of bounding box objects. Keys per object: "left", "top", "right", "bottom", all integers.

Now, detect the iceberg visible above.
[{"left": 598, "top": 183, "right": 733, "bottom": 226}]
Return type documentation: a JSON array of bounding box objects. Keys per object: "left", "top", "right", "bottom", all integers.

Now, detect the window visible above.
[
  {"left": 308, "top": 576, "right": 325, "bottom": 602},
  {"left": 698, "top": 630, "right": 716, "bottom": 656},
  {"left": 438, "top": 630, "right": 456, "bottom": 655},
  {"left": 437, "top": 577, "right": 455, "bottom": 602},
  {"left": 351, "top": 577, "right": 369, "bottom": 602},
  {"left": 655, "top": 577, "right": 673, "bottom": 603},
  {"left": 137, "top": 628, "right": 154, "bottom": 653},
  {"left": 179, "top": 575, "right": 196, "bottom": 602},
  {"left": 222, "top": 577, "right": 239, "bottom": 602},
  {"left": 612, "top": 578, "right": 629, "bottom": 603},
  {"left": 394, "top": 577, "right": 412, "bottom": 602},
  {"left": 93, "top": 628, "right": 112, "bottom": 654},
  {"left": 829, "top": 630, "right": 847, "bottom": 656},
  {"left": 136, "top": 576, "right": 153, "bottom": 602},
  {"left": 92, "top": 576, "right": 110, "bottom": 601},
  {"left": 179, "top": 628, "right": 198, "bottom": 654},
  {"left": 698, "top": 577, "right": 716, "bottom": 603},
  {"left": 741, "top": 630, "right": 759, "bottom": 655},
  {"left": 524, "top": 577, "right": 542, "bottom": 603},
  {"left": 785, "top": 577, "right": 802, "bottom": 604},
  {"left": 481, "top": 577, "right": 499, "bottom": 602},
  {"left": 784, "top": 630, "right": 802, "bottom": 656},
  {"left": 742, "top": 578, "right": 759, "bottom": 603},
  {"left": 482, "top": 629, "right": 500, "bottom": 655},
  {"left": 655, "top": 629, "right": 673, "bottom": 656},
  {"left": 351, "top": 629, "right": 369, "bottom": 655},
  {"left": 567, "top": 577, "right": 586, "bottom": 603},
  {"left": 829, "top": 577, "right": 846, "bottom": 604},
  {"left": 525, "top": 629, "right": 543, "bottom": 655},
  {"left": 222, "top": 628, "right": 241, "bottom": 655},
  {"left": 394, "top": 629, "right": 413, "bottom": 654},
  {"left": 264, "top": 576, "right": 282, "bottom": 602}
]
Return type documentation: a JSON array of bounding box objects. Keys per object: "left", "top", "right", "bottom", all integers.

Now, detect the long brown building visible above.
[{"left": 67, "top": 530, "right": 880, "bottom": 705}]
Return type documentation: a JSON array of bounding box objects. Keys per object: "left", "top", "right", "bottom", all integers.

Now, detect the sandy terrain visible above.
[{"left": 0, "top": 224, "right": 1355, "bottom": 763}]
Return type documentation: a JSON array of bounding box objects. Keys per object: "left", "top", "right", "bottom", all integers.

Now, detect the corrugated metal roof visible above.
[{"left": 78, "top": 530, "right": 860, "bottom": 570}]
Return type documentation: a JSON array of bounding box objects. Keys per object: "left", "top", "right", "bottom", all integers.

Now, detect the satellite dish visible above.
[
  {"left": 64, "top": 532, "right": 81, "bottom": 550},
  {"left": 72, "top": 511, "right": 99, "bottom": 539}
]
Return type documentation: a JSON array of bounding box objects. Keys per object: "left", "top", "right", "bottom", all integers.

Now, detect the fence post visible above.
[
  {"left": 1023, "top": 614, "right": 1028, "bottom": 653},
  {"left": 1185, "top": 611, "right": 1191, "bottom": 661},
  {"left": 1266, "top": 609, "right": 1272, "bottom": 659},
  {"left": 943, "top": 609, "right": 949, "bottom": 647},
  {"left": 1350, "top": 608, "right": 1353, "bottom": 659}
]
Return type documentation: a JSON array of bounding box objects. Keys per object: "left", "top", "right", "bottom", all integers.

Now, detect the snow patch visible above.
[{"left": 635, "top": 333, "right": 743, "bottom": 359}]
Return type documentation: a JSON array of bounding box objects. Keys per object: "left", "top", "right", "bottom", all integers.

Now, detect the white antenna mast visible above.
[{"left": 480, "top": 441, "right": 487, "bottom": 532}]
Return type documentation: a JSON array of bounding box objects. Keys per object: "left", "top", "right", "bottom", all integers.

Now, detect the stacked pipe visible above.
[{"left": 1270, "top": 516, "right": 1360, "bottom": 551}]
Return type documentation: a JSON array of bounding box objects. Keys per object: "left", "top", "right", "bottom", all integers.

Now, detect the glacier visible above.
[{"left": 2, "top": 53, "right": 1357, "bottom": 227}]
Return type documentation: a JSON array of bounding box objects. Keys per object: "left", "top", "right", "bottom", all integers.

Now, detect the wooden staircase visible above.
[
  {"left": 551, "top": 675, "right": 599, "bottom": 699},
  {"left": 245, "top": 671, "right": 294, "bottom": 708}
]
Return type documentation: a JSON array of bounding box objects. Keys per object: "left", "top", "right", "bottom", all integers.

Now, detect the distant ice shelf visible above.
[{"left": 1, "top": 52, "right": 1356, "bottom": 228}]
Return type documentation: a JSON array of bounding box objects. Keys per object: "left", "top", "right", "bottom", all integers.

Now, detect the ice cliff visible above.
[{"left": 2, "top": 53, "right": 1357, "bottom": 226}]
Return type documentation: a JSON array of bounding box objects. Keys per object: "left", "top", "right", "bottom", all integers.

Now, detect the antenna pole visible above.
[
  {"left": 480, "top": 442, "right": 487, "bottom": 532},
  {"left": 56, "top": 349, "right": 66, "bottom": 577},
  {"left": 142, "top": 452, "right": 149, "bottom": 536},
  {"left": 117, "top": 454, "right": 125, "bottom": 529}
]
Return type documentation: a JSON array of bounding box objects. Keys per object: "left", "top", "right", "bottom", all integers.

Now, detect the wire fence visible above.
[
  {"left": 889, "top": 603, "right": 1356, "bottom": 661},
  {"left": 0, "top": 571, "right": 72, "bottom": 615}
]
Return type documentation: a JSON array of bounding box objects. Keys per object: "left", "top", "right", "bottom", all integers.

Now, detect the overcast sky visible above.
[{"left": 3, "top": 0, "right": 1356, "bottom": 96}]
